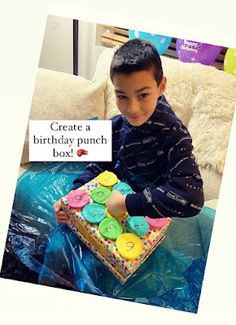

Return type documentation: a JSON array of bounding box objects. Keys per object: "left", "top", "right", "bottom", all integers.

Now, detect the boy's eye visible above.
[
  {"left": 139, "top": 93, "right": 149, "bottom": 99},
  {"left": 116, "top": 94, "right": 127, "bottom": 100}
]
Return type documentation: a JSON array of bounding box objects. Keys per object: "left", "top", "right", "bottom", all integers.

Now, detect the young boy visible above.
[{"left": 55, "top": 38, "right": 204, "bottom": 222}]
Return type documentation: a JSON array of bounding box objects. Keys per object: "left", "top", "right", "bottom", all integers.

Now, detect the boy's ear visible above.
[{"left": 159, "top": 76, "right": 167, "bottom": 95}]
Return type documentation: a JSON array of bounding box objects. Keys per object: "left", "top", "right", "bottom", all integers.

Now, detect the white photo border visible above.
[{"left": 0, "top": 0, "right": 236, "bottom": 324}]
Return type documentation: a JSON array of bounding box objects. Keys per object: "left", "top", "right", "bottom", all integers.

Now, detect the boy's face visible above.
[{"left": 113, "top": 69, "right": 166, "bottom": 127}]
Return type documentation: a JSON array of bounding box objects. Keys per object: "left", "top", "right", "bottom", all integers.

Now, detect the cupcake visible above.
[
  {"left": 106, "top": 208, "right": 128, "bottom": 222},
  {"left": 145, "top": 216, "right": 171, "bottom": 230},
  {"left": 67, "top": 189, "right": 90, "bottom": 211},
  {"left": 99, "top": 217, "right": 123, "bottom": 240},
  {"left": 125, "top": 216, "right": 150, "bottom": 237},
  {"left": 82, "top": 203, "right": 106, "bottom": 224},
  {"left": 116, "top": 233, "right": 143, "bottom": 259},
  {"left": 113, "top": 182, "right": 133, "bottom": 195},
  {"left": 97, "top": 170, "right": 118, "bottom": 189},
  {"left": 91, "top": 186, "right": 112, "bottom": 204}
]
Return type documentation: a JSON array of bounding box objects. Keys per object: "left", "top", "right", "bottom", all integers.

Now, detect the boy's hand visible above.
[
  {"left": 53, "top": 198, "right": 69, "bottom": 224},
  {"left": 105, "top": 190, "right": 127, "bottom": 218}
]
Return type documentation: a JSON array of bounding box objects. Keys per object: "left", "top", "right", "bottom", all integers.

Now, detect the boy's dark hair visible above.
[{"left": 110, "top": 38, "right": 163, "bottom": 85}]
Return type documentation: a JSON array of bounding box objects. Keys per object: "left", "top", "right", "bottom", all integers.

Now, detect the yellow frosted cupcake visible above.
[
  {"left": 97, "top": 170, "right": 118, "bottom": 189},
  {"left": 106, "top": 208, "right": 128, "bottom": 222},
  {"left": 116, "top": 233, "right": 143, "bottom": 259}
]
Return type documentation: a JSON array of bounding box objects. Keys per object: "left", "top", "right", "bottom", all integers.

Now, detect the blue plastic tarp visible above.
[{"left": 1, "top": 162, "right": 215, "bottom": 313}]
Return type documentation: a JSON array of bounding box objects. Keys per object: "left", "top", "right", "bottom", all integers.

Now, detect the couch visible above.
[{"left": 20, "top": 47, "right": 236, "bottom": 206}]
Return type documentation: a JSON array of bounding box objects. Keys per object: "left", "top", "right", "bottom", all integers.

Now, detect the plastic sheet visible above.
[{"left": 1, "top": 162, "right": 215, "bottom": 313}]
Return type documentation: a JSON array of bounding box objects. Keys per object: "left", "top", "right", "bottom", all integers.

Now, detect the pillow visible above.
[
  {"left": 92, "top": 47, "right": 120, "bottom": 120},
  {"left": 21, "top": 68, "right": 106, "bottom": 163}
]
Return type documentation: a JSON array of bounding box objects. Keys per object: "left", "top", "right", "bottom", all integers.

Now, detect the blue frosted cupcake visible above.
[
  {"left": 82, "top": 203, "right": 106, "bottom": 224},
  {"left": 125, "top": 216, "right": 150, "bottom": 237},
  {"left": 113, "top": 182, "right": 133, "bottom": 195}
]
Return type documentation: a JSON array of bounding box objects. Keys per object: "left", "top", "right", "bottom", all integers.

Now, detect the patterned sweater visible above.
[{"left": 72, "top": 95, "right": 204, "bottom": 218}]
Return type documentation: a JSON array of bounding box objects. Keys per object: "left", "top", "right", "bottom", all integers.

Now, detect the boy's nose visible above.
[{"left": 127, "top": 98, "right": 140, "bottom": 114}]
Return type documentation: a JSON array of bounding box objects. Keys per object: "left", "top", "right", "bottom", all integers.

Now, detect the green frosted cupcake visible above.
[
  {"left": 91, "top": 186, "right": 112, "bottom": 204},
  {"left": 99, "top": 217, "right": 123, "bottom": 240}
]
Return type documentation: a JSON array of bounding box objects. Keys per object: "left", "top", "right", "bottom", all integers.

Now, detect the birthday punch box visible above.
[{"left": 61, "top": 171, "right": 171, "bottom": 284}]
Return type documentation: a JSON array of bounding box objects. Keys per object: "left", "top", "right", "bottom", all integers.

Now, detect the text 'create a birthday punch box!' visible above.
[{"left": 61, "top": 171, "right": 171, "bottom": 284}]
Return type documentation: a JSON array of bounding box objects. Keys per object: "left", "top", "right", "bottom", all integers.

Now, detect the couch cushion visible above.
[
  {"left": 21, "top": 68, "right": 106, "bottom": 163},
  {"left": 92, "top": 47, "right": 119, "bottom": 119},
  {"left": 30, "top": 68, "right": 105, "bottom": 120}
]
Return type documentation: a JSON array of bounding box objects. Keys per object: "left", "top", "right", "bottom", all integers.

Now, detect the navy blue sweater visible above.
[{"left": 73, "top": 95, "right": 204, "bottom": 218}]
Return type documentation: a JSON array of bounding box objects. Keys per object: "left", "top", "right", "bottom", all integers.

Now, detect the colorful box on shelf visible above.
[{"left": 61, "top": 171, "right": 171, "bottom": 284}]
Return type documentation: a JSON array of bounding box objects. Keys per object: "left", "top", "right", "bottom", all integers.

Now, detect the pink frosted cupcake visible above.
[
  {"left": 145, "top": 216, "right": 171, "bottom": 230},
  {"left": 67, "top": 189, "right": 90, "bottom": 211}
]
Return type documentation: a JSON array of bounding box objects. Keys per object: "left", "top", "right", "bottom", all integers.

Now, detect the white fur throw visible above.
[
  {"left": 94, "top": 49, "right": 236, "bottom": 175},
  {"left": 163, "top": 57, "right": 236, "bottom": 174}
]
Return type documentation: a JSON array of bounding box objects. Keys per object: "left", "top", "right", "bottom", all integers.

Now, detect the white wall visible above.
[
  {"left": 39, "top": 15, "right": 73, "bottom": 74},
  {"left": 78, "top": 21, "right": 106, "bottom": 80},
  {"left": 39, "top": 15, "right": 106, "bottom": 80}
]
